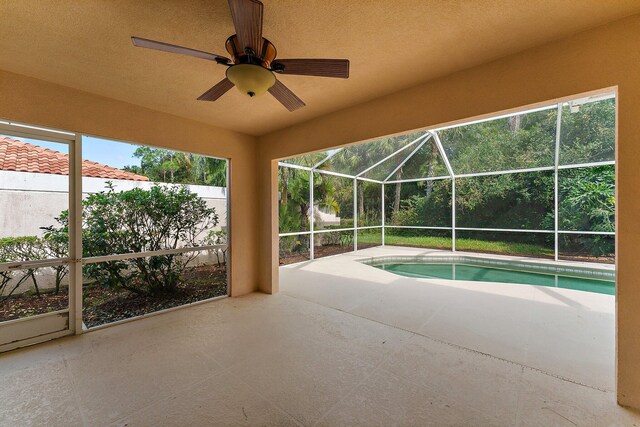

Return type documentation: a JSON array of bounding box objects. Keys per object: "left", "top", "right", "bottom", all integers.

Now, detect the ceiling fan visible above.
[{"left": 131, "top": 0, "right": 349, "bottom": 112}]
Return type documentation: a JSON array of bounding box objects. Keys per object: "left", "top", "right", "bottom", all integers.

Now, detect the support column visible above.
[
  {"left": 432, "top": 131, "right": 456, "bottom": 252},
  {"left": 381, "top": 184, "right": 385, "bottom": 246},
  {"left": 353, "top": 178, "right": 358, "bottom": 251},
  {"left": 554, "top": 103, "right": 563, "bottom": 261},
  {"left": 69, "top": 135, "right": 83, "bottom": 334},
  {"left": 452, "top": 178, "right": 456, "bottom": 252},
  {"left": 310, "top": 171, "right": 315, "bottom": 260}
]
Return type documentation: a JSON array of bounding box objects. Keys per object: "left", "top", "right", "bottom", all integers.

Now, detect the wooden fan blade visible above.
[
  {"left": 197, "top": 78, "right": 235, "bottom": 101},
  {"left": 228, "top": 0, "right": 263, "bottom": 55},
  {"left": 268, "top": 79, "right": 305, "bottom": 112},
  {"left": 273, "top": 59, "right": 350, "bottom": 78},
  {"left": 132, "top": 36, "right": 229, "bottom": 63}
]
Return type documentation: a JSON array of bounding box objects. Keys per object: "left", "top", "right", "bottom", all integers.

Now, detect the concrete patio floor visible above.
[
  {"left": 0, "top": 246, "right": 637, "bottom": 426},
  {"left": 281, "top": 246, "right": 617, "bottom": 392}
]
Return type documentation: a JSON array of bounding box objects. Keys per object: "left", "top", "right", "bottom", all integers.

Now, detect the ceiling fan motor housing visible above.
[
  {"left": 224, "top": 35, "right": 279, "bottom": 97},
  {"left": 225, "top": 35, "right": 277, "bottom": 68}
]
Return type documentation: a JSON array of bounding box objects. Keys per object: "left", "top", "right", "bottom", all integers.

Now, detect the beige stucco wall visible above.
[
  {"left": 0, "top": 171, "right": 228, "bottom": 238},
  {"left": 257, "top": 15, "right": 640, "bottom": 408},
  {"left": 2, "top": 12, "right": 640, "bottom": 408},
  {"left": 0, "top": 69, "right": 258, "bottom": 297}
]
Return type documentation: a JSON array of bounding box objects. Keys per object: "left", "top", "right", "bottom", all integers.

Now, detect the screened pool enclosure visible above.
[{"left": 278, "top": 94, "right": 615, "bottom": 265}]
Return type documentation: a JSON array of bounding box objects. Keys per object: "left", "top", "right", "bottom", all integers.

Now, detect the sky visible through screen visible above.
[{"left": 1, "top": 134, "right": 142, "bottom": 169}]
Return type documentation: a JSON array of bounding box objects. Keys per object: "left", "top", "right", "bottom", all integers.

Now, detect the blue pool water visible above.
[{"left": 376, "top": 262, "right": 615, "bottom": 295}]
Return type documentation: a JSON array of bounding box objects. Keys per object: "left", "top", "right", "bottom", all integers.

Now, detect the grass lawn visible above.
[{"left": 357, "top": 233, "right": 554, "bottom": 258}]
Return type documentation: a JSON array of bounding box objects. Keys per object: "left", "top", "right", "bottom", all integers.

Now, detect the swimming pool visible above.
[{"left": 363, "top": 256, "right": 615, "bottom": 295}]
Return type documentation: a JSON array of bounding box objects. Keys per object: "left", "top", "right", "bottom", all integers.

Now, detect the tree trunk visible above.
[
  {"left": 425, "top": 180, "right": 434, "bottom": 198},
  {"left": 508, "top": 115, "right": 521, "bottom": 132},
  {"left": 425, "top": 142, "right": 439, "bottom": 198},
  {"left": 281, "top": 168, "right": 289, "bottom": 205},
  {"left": 393, "top": 168, "right": 402, "bottom": 213},
  {"left": 29, "top": 271, "right": 40, "bottom": 297},
  {"left": 358, "top": 181, "right": 364, "bottom": 219}
]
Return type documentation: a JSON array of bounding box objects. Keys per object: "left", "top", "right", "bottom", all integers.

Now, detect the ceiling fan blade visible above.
[
  {"left": 228, "top": 0, "right": 263, "bottom": 55},
  {"left": 268, "top": 79, "right": 305, "bottom": 112},
  {"left": 273, "top": 59, "right": 350, "bottom": 78},
  {"left": 197, "top": 78, "right": 235, "bottom": 101},
  {"left": 131, "top": 36, "right": 229, "bottom": 63}
]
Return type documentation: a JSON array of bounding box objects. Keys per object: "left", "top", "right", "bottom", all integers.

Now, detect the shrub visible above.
[
  {"left": 0, "top": 235, "right": 68, "bottom": 299},
  {"left": 47, "top": 183, "right": 219, "bottom": 296},
  {"left": 0, "top": 237, "right": 40, "bottom": 299},
  {"left": 316, "top": 230, "right": 353, "bottom": 247},
  {"left": 205, "top": 229, "right": 228, "bottom": 268},
  {"left": 339, "top": 218, "right": 354, "bottom": 228},
  {"left": 279, "top": 235, "right": 309, "bottom": 259}
]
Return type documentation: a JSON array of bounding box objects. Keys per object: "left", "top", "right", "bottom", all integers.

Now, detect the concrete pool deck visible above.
[{"left": 280, "top": 246, "right": 617, "bottom": 392}]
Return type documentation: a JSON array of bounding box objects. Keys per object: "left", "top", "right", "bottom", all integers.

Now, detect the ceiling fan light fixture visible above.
[
  {"left": 226, "top": 64, "right": 276, "bottom": 97},
  {"left": 131, "top": 0, "right": 349, "bottom": 110}
]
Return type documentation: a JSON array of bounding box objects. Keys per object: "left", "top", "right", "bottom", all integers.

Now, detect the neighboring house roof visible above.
[{"left": 0, "top": 136, "right": 149, "bottom": 181}]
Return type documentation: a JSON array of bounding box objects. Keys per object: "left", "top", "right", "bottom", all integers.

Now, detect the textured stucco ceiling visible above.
[{"left": 1, "top": 0, "right": 640, "bottom": 136}]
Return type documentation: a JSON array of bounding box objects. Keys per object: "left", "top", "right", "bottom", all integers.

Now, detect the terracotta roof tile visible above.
[{"left": 0, "top": 136, "right": 149, "bottom": 181}]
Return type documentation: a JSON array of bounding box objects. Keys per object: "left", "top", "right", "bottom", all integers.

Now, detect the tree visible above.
[
  {"left": 386, "top": 100, "right": 614, "bottom": 257},
  {"left": 277, "top": 167, "right": 340, "bottom": 233},
  {"left": 556, "top": 165, "right": 614, "bottom": 256},
  {"left": 124, "top": 147, "right": 227, "bottom": 186},
  {"left": 191, "top": 155, "right": 227, "bottom": 186},
  {"left": 330, "top": 136, "right": 409, "bottom": 217},
  {"left": 560, "top": 99, "right": 615, "bottom": 164},
  {"left": 278, "top": 167, "right": 311, "bottom": 233},
  {"left": 278, "top": 98, "right": 615, "bottom": 259},
  {"left": 392, "top": 139, "right": 444, "bottom": 214}
]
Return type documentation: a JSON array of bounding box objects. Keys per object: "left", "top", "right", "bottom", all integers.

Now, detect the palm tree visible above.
[
  {"left": 333, "top": 137, "right": 400, "bottom": 218},
  {"left": 191, "top": 155, "right": 226, "bottom": 186},
  {"left": 279, "top": 167, "right": 340, "bottom": 232}
]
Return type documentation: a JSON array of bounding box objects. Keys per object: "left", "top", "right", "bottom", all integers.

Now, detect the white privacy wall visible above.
[{"left": 0, "top": 170, "right": 228, "bottom": 238}]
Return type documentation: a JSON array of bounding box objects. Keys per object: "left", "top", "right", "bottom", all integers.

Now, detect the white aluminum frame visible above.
[
  {"left": 384, "top": 135, "right": 432, "bottom": 182},
  {"left": 82, "top": 245, "right": 228, "bottom": 264},
  {"left": 0, "top": 123, "right": 231, "bottom": 350},
  {"left": 355, "top": 133, "right": 429, "bottom": 178},
  {"left": 0, "top": 124, "right": 77, "bottom": 351},
  {"left": 278, "top": 94, "right": 616, "bottom": 262},
  {"left": 353, "top": 178, "right": 357, "bottom": 251},
  {"left": 69, "top": 134, "right": 83, "bottom": 333},
  {"left": 554, "top": 104, "right": 562, "bottom": 261}
]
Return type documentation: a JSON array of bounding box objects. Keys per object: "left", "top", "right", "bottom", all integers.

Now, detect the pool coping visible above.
[{"left": 357, "top": 254, "right": 615, "bottom": 281}]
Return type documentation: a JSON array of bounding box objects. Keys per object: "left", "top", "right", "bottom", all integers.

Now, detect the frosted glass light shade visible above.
[{"left": 226, "top": 64, "right": 276, "bottom": 97}]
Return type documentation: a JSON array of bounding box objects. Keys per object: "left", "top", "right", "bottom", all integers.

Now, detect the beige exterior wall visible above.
[
  {"left": 0, "top": 69, "right": 258, "bottom": 297},
  {"left": 257, "top": 15, "right": 640, "bottom": 408}
]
